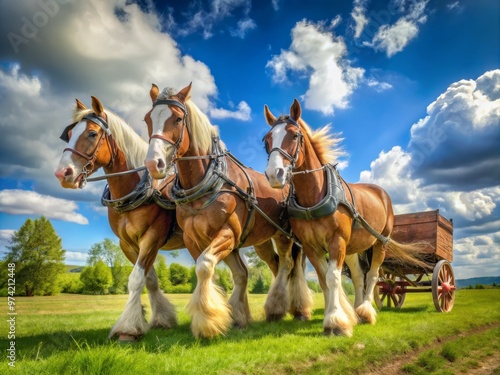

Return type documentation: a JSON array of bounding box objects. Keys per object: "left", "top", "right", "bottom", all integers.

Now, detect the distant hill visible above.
[
  {"left": 456, "top": 277, "right": 500, "bottom": 288},
  {"left": 65, "top": 265, "right": 84, "bottom": 273}
]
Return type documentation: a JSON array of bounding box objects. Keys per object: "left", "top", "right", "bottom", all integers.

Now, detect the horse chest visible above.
[{"left": 291, "top": 219, "right": 331, "bottom": 249}]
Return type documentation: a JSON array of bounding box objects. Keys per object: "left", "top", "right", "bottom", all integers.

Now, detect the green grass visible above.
[{"left": 1, "top": 290, "right": 499, "bottom": 374}]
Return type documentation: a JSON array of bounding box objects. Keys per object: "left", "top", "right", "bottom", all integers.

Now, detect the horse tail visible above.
[{"left": 384, "top": 238, "right": 430, "bottom": 270}]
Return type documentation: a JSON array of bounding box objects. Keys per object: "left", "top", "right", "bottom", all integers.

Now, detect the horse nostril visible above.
[
  {"left": 276, "top": 168, "right": 285, "bottom": 180},
  {"left": 64, "top": 168, "right": 73, "bottom": 178},
  {"left": 157, "top": 159, "right": 165, "bottom": 170}
]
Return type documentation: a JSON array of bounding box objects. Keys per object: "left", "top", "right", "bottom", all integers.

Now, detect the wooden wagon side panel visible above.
[{"left": 390, "top": 210, "right": 453, "bottom": 262}]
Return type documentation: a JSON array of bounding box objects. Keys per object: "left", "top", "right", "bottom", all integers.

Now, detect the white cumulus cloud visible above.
[
  {"left": 210, "top": 101, "right": 251, "bottom": 121},
  {"left": 266, "top": 19, "right": 364, "bottom": 115},
  {"left": 0, "top": 190, "right": 88, "bottom": 224},
  {"left": 359, "top": 70, "right": 500, "bottom": 278},
  {"left": 0, "top": 0, "right": 242, "bottom": 211},
  {"left": 364, "top": 0, "right": 429, "bottom": 57}
]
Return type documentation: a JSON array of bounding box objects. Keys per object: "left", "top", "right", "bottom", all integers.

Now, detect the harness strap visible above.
[
  {"left": 170, "top": 137, "right": 227, "bottom": 207},
  {"left": 288, "top": 164, "right": 348, "bottom": 220},
  {"left": 153, "top": 99, "right": 187, "bottom": 113},
  {"left": 101, "top": 170, "right": 155, "bottom": 213}
]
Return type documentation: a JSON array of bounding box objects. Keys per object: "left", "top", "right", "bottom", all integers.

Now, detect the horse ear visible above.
[
  {"left": 290, "top": 99, "right": 301, "bottom": 122},
  {"left": 91, "top": 96, "right": 105, "bottom": 116},
  {"left": 150, "top": 83, "right": 159, "bottom": 103},
  {"left": 75, "top": 98, "right": 87, "bottom": 110},
  {"left": 264, "top": 105, "right": 277, "bottom": 126},
  {"left": 177, "top": 82, "right": 192, "bottom": 102}
]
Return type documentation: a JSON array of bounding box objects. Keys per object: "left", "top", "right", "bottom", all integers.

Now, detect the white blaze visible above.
[{"left": 265, "top": 123, "right": 290, "bottom": 187}]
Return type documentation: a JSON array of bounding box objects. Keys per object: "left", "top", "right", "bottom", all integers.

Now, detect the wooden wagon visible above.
[{"left": 374, "top": 209, "right": 456, "bottom": 312}]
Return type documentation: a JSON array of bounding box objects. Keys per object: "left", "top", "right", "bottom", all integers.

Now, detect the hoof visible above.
[
  {"left": 323, "top": 327, "right": 346, "bottom": 336},
  {"left": 232, "top": 322, "right": 246, "bottom": 330},
  {"left": 118, "top": 334, "right": 140, "bottom": 342},
  {"left": 266, "top": 313, "right": 285, "bottom": 322},
  {"left": 293, "top": 314, "right": 309, "bottom": 322}
]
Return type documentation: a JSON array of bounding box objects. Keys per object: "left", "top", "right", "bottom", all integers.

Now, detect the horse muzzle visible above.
[
  {"left": 265, "top": 167, "right": 287, "bottom": 189},
  {"left": 54, "top": 166, "right": 83, "bottom": 189}
]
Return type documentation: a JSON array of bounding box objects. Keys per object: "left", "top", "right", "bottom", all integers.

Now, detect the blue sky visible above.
[{"left": 0, "top": 0, "right": 498, "bottom": 279}]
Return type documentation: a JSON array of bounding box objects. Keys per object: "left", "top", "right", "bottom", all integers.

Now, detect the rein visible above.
[{"left": 85, "top": 166, "right": 147, "bottom": 182}]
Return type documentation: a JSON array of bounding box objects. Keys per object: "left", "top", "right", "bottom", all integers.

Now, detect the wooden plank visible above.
[
  {"left": 393, "top": 210, "right": 441, "bottom": 226},
  {"left": 389, "top": 209, "right": 454, "bottom": 262}
]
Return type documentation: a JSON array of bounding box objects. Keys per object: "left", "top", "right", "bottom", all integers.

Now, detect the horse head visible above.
[
  {"left": 263, "top": 99, "right": 304, "bottom": 188},
  {"left": 54, "top": 96, "right": 116, "bottom": 189},
  {"left": 145, "top": 83, "right": 192, "bottom": 179}
]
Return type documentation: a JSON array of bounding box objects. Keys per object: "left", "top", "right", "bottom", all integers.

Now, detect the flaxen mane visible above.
[
  {"left": 157, "top": 88, "right": 222, "bottom": 154},
  {"left": 297, "top": 118, "right": 344, "bottom": 165},
  {"left": 73, "top": 108, "right": 148, "bottom": 170}
]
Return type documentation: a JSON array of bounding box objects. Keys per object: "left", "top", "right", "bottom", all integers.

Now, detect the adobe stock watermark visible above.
[
  {"left": 7, "top": 0, "right": 75, "bottom": 54},
  {"left": 6, "top": 263, "right": 16, "bottom": 368}
]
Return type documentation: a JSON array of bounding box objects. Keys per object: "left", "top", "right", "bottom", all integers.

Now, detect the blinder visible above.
[
  {"left": 60, "top": 122, "right": 77, "bottom": 143},
  {"left": 59, "top": 113, "right": 110, "bottom": 143}
]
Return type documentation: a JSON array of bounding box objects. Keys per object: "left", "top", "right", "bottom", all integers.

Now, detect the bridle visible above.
[
  {"left": 59, "top": 113, "right": 116, "bottom": 187},
  {"left": 148, "top": 98, "right": 189, "bottom": 168},
  {"left": 265, "top": 116, "right": 303, "bottom": 170}
]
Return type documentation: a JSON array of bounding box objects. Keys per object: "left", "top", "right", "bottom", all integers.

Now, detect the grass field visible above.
[{"left": 2, "top": 290, "right": 500, "bottom": 374}]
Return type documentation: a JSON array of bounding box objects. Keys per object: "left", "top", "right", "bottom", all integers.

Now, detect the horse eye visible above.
[
  {"left": 88, "top": 131, "right": 98, "bottom": 139},
  {"left": 176, "top": 117, "right": 182, "bottom": 123},
  {"left": 293, "top": 134, "right": 299, "bottom": 140}
]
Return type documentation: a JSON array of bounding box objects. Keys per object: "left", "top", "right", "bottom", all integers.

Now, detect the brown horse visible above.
[
  {"left": 144, "top": 84, "right": 313, "bottom": 338},
  {"left": 263, "top": 99, "right": 426, "bottom": 336},
  {"left": 54, "top": 97, "right": 250, "bottom": 341}
]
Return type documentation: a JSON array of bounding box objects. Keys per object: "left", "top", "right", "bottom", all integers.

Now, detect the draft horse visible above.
[
  {"left": 54, "top": 97, "right": 249, "bottom": 341},
  {"left": 144, "top": 83, "right": 313, "bottom": 338},
  {"left": 263, "top": 99, "right": 426, "bottom": 336}
]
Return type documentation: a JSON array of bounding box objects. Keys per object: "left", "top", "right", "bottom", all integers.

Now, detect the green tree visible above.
[
  {"left": 58, "top": 273, "right": 83, "bottom": 294},
  {"left": 245, "top": 248, "right": 273, "bottom": 294},
  {"left": 169, "top": 263, "right": 190, "bottom": 286},
  {"left": 80, "top": 260, "right": 113, "bottom": 294},
  {"left": 88, "top": 238, "right": 129, "bottom": 294},
  {"left": 189, "top": 265, "right": 197, "bottom": 292},
  {"left": 4, "top": 217, "right": 65, "bottom": 296},
  {"left": 155, "top": 255, "right": 171, "bottom": 291},
  {"left": 88, "top": 238, "right": 126, "bottom": 267},
  {"left": 251, "top": 275, "right": 266, "bottom": 294},
  {"left": 214, "top": 265, "right": 233, "bottom": 293}
]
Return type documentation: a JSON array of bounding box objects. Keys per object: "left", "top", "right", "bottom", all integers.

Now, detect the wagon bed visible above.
[{"left": 375, "top": 209, "right": 456, "bottom": 312}]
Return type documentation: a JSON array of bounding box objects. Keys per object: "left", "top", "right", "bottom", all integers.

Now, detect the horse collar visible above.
[
  {"left": 101, "top": 170, "right": 155, "bottom": 213},
  {"left": 170, "top": 136, "right": 227, "bottom": 207},
  {"left": 287, "top": 164, "right": 353, "bottom": 220}
]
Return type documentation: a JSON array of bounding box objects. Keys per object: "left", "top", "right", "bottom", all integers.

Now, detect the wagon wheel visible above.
[
  {"left": 374, "top": 269, "right": 406, "bottom": 309},
  {"left": 432, "top": 260, "right": 455, "bottom": 312}
]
